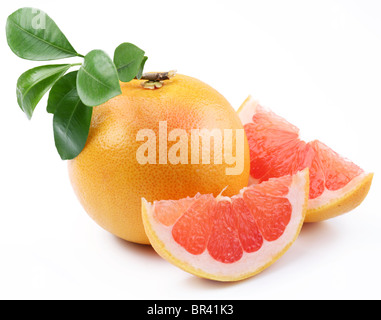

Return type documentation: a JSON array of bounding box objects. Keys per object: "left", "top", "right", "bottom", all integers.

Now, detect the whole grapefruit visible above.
[{"left": 68, "top": 74, "right": 250, "bottom": 244}]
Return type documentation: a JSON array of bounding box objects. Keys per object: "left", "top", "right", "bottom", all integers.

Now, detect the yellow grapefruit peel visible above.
[{"left": 306, "top": 172, "right": 373, "bottom": 222}]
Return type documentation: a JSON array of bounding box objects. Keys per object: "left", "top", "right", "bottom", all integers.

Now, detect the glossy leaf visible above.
[
  {"left": 17, "top": 64, "right": 71, "bottom": 119},
  {"left": 47, "top": 70, "right": 79, "bottom": 114},
  {"left": 114, "top": 43, "right": 146, "bottom": 82},
  {"left": 6, "top": 7, "right": 80, "bottom": 61},
  {"left": 77, "top": 50, "right": 122, "bottom": 107},
  {"left": 136, "top": 56, "right": 148, "bottom": 80},
  {"left": 52, "top": 71, "right": 93, "bottom": 160}
]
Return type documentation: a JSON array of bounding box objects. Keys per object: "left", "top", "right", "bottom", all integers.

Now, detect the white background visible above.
[{"left": 1, "top": 0, "right": 380, "bottom": 300}]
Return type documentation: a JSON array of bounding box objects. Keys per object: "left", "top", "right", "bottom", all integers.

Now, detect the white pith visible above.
[
  {"left": 143, "top": 170, "right": 308, "bottom": 279},
  {"left": 238, "top": 96, "right": 259, "bottom": 126},
  {"left": 307, "top": 172, "right": 369, "bottom": 210}
]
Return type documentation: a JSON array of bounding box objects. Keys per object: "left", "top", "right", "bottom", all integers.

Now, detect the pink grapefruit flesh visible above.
[
  {"left": 238, "top": 96, "right": 373, "bottom": 222},
  {"left": 142, "top": 170, "right": 309, "bottom": 282}
]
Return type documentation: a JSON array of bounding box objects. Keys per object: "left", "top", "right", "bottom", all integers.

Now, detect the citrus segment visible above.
[
  {"left": 142, "top": 170, "right": 309, "bottom": 281},
  {"left": 243, "top": 190, "right": 292, "bottom": 242},
  {"left": 244, "top": 106, "right": 315, "bottom": 184},
  {"left": 238, "top": 96, "right": 373, "bottom": 222},
  {"left": 309, "top": 140, "right": 364, "bottom": 195},
  {"left": 231, "top": 197, "right": 263, "bottom": 253},
  {"left": 154, "top": 195, "right": 200, "bottom": 227},
  {"left": 171, "top": 194, "right": 215, "bottom": 255},
  {"left": 207, "top": 200, "right": 243, "bottom": 263}
]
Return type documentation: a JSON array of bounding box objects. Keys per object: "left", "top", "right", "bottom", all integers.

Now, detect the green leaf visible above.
[
  {"left": 114, "top": 43, "right": 146, "bottom": 82},
  {"left": 47, "top": 71, "right": 79, "bottom": 114},
  {"left": 52, "top": 71, "right": 93, "bottom": 160},
  {"left": 6, "top": 7, "right": 80, "bottom": 61},
  {"left": 17, "top": 64, "right": 71, "bottom": 119},
  {"left": 136, "top": 56, "right": 148, "bottom": 80},
  {"left": 77, "top": 50, "right": 122, "bottom": 107}
]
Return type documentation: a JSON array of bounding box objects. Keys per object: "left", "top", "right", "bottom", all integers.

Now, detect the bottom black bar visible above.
[{"left": 135, "top": 301, "right": 251, "bottom": 319}]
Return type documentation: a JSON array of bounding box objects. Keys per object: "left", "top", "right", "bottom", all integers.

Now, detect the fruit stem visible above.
[
  {"left": 139, "top": 70, "right": 177, "bottom": 89},
  {"left": 138, "top": 70, "right": 177, "bottom": 81}
]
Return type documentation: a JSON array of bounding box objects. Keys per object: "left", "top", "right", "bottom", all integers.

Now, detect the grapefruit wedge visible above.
[
  {"left": 238, "top": 96, "right": 373, "bottom": 222},
  {"left": 142, "top": 170, "right": 309, "bottom": 282}
]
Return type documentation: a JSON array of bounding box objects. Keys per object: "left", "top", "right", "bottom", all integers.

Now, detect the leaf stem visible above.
[{"left": 70, "top": 63, "right": 82, "bottom": 67}]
